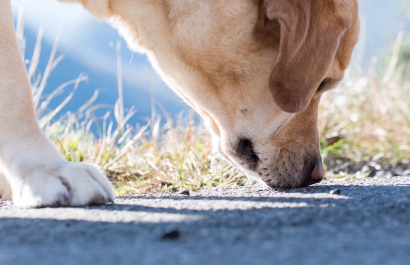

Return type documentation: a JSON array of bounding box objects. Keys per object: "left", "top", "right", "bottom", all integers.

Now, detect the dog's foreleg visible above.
[{"left": 0, "top": 1, "right": 115, "bottom": 207}]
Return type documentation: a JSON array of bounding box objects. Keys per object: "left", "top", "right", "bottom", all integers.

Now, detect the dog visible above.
[{"left": 0, "top": 0, "right": 359, "bottom": 207}]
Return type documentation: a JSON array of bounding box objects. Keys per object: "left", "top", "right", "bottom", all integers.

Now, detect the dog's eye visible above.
[{"left": 317, "top": 78, "right": 334, "bottom": 93}]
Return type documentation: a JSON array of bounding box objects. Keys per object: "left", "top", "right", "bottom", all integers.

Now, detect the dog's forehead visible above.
[
  {"left": 169, "top": 0, "right": 255, "bottom": 18},
  {"left": 170, "top": 0, "right": 259, "bottom": 45},
  {"left": 109, "top": 0, "right": 264, "bottom": 61}
]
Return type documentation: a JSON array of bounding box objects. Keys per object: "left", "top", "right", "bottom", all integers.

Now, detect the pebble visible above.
[
  {"left": 161, "top": 229, "right": 181, "bottom": 240},
  {"left": 330, "top": 189, "right": 341, "bottom": 195},
  {"left": 180, "top": 189, "right": 190, "bottom": 196}
]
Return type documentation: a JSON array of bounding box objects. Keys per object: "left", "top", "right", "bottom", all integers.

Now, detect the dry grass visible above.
[
  {"left": 16, "top": 12, "right": 246, "bottom": 195},
  {"left": 16, "top": 11, "right": 410, "bottom": 194},
  {"left": 319, "top": 32, "right": 410, "bottom": 178}
]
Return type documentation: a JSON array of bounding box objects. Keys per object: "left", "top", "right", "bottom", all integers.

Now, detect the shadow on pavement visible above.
[{"left": 1, "top": 184, "right": 410, "bottom": 264}]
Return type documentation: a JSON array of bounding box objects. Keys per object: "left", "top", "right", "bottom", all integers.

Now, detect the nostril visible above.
[
  {"left": 236, "top": 138, "right": 259, "bottom": 166},
  {"left": 309, "top": 159, "right": 325, "bottom": 185}
]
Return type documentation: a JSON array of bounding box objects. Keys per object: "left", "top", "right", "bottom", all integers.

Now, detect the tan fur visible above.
[
  {"left": 0, "top": 0, "right": 359, "bottom": 204},
  {"left": 103, "top": 0, "right": 359, "bottom": 187},
  {"left": 0, "top": 173, "right": 11, "bottom": 200}
]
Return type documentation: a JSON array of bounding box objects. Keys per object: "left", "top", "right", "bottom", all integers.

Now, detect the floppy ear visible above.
[{"left": 265, "top": 0, "right": 354, "bottom": 113}]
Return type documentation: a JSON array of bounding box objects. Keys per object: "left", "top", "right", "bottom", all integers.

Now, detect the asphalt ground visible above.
[{"left": 1, "top": 176, "right": 410, "bottom": 265}]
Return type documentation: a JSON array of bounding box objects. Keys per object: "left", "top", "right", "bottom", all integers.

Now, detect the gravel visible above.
[
  {"left": 1, "top": 176, "right": 410, "bottom": 265},
  {"left": 330, "top": 189, "right": 341, "bottom": 195}
]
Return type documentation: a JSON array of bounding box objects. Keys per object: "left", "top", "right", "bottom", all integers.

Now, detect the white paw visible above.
[{"left": 10, "top": 162, "right": 115, "bottom": 208}]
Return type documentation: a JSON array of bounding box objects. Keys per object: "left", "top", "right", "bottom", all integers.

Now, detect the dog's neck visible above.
[
  {"left": 63, "top": 0, "right": 289, "bottom": 142},
  {"left": 60, "top": 0, "right": 111, "bottom": 19}
]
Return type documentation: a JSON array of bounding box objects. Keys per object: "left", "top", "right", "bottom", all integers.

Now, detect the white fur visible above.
[
  {"left": 0, "top": 0, "right": 114, "bottom": 207},
  {"left": 4, "top": 161, "right": 115, "bottom": 207},
  {"left": 0, "top": 127, "right": 115, "bottom": 207},
  {"left": 0, "top": 126, "right": 115, "bottom": 207}
]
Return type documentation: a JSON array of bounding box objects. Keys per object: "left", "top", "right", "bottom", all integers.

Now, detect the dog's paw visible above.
[{"left": 11, "top": 163, "right": 115, "bottom": 208}]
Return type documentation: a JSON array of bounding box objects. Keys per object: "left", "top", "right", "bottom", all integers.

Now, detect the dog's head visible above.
[{"left": 78, "top": 0, "right": 360, "bottom": 188}]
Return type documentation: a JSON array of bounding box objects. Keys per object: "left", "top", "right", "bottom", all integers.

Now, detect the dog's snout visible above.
[
  {"left": 308, "top": 158, "right": 325, "bottom": 185},
  {"left": 236, "top": 138, "right": 259, "bottom": 168}
]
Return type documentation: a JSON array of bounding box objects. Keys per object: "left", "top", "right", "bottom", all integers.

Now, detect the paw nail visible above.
[
  {"left": 92, "top": 194, "right": 107, "bottom": 205},
  {"left": 58, "top": 194, "right": 70, "bottom": 206}
]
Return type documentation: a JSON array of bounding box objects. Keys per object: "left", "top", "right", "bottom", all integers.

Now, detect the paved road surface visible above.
[{"left": 1, "top": 177, "right": 410, "bottom": 265}]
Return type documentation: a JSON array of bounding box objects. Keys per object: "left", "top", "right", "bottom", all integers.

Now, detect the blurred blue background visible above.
[{"left": 10, "top": 0, "right": 410, "bottom": 125}]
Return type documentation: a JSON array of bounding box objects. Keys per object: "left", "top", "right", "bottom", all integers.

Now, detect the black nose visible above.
[{"left": 236, "top": 138, "right": 259, "bottom": 169}]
